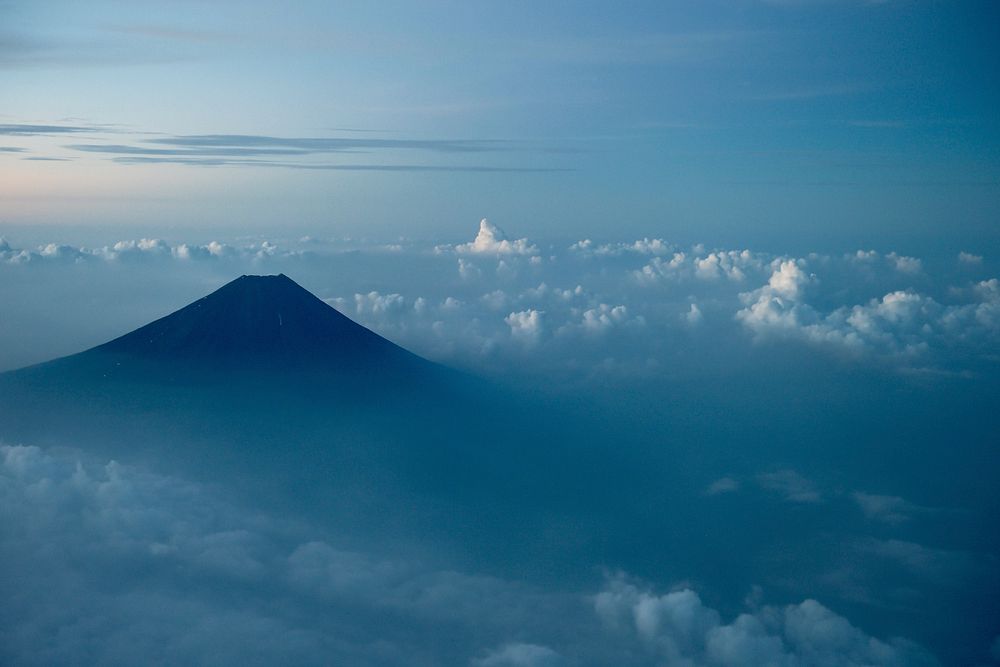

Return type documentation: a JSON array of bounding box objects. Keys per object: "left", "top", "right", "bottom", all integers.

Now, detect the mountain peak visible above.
[{"left": 83, "top": 274, "right": 420, "bottom": 374}]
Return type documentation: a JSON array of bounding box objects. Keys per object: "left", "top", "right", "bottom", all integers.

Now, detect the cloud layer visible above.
[
  {"left": 0, "top": 224, "right": 996, "bottom": 377},
  {"left": 0, "top": 443, "right": 940, "bottom": 666}
]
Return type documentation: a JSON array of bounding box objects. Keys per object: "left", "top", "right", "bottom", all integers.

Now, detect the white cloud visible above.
[
  {"left": 579, "top": 304, "right": 631, "bottom": 334},
  {"left": 0, "top": 443, "right": 586, "bottom": 665},
  {"left": 737, "top": 258, "right": 1000, "bottom": 361},
  {"left": 958, "top": 252, "right": 983, "bottom": 265},
  {"left": 766, "top": 260, "right": 812, "bottom": 300},
  {"left": 2, "top": 232, "right": 998, "bottom": 375},
  {"left": 473, "top": 643, "right": 564, "bottom": 667},
  {"left": 456, "top": 219, "right": 538, "bottom": 256},
  {"left": 570, "top": 237, "right": 674, "bottom": 258},
  {"left": 685, "top": 303, "right": 704, "bottom": 326},
  {"left": 887, "top": 252, "right": 922, "bottom": 275},
  {"left": 506, "top": 309, "right": 545, "bottom": 345},
  {"left": 635, "top": 249, "right": 764, "bottom": 286},
  {"left": 354, "top": 291, "right": 407, "bottom": 317},
  {"left": 594, "top": 575, "right": 937, "bottom": 666}
]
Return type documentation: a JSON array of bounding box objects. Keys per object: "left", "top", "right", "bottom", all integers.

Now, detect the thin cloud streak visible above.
[
  {"left": 107, "top": 156, "right": 570, "bottom": 172},
  {"left": 0, "top": 123, "right": 100, "bottom": 135}
]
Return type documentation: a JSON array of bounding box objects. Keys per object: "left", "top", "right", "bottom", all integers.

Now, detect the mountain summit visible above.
[
  {"left": 93, "top": 274, "right": 413, "bottom": 371},
  {"left": 11, "top": 274, "right": 432, "bottom": 385}
]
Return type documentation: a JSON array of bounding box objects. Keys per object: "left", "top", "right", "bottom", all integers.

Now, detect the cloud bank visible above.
[
  {"left": 0, "top": 443, "right": 940, "bottom": 666},
  {"left": 0, "top": 223, "right": 996, "bottom": 376}
]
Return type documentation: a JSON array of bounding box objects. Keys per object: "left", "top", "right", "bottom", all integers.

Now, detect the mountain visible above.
[
  {"left": 26, "top": 273, "right": 431, "bottom": 381},
  {"left": 0, "top": 274, "right": 459, "bottom": 459}
]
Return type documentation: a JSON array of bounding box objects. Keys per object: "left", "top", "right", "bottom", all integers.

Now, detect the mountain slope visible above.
[
  {"left": 94, "top": 273, "right": 420, "bottom": 370},
  {"left": 10, "top": 274, "right": 433, "bottom": 385}
]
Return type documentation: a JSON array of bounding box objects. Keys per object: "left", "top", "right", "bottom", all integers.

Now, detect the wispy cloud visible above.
[
  {"left": 0, "top": 123, "right": 100, "bottom": 135},
  {"left": 148, "top": 134, "right": 513, "bottom": 154},
  {"left": 106, "top": 156, "right": 567, "bottom": 172},
  {"left": 63, "top": 131, "right": 568, "bottom": 171}
]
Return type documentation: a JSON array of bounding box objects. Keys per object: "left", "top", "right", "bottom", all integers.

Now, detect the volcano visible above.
[
  {"left": 0, "top": 274, "right": 456, "bottom": 450},
  {"left": 91, "top": 274, "right": 423, "bottom": 371},
  {"left": 8, "top": 274, "right": 434, "bottom": 383}
]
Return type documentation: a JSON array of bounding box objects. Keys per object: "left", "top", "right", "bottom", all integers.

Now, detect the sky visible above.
[
  {"left": 2, "top": 0, "right": 999, "bottom": 251},
  {"left": 3, "top": 2, "right": 1000, "bottom": 666}
]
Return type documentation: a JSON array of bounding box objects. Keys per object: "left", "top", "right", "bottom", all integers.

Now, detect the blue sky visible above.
[{"left": 3, "top": 0, "right": 999, "bottom": 251}]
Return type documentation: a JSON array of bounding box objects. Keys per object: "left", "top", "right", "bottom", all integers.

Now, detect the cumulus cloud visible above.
[
  {"left": 634, "top": 249, "right": 765, "bottom": 286},
  {"left": 594, "top": 575, "right": 937, "bottom": 666},
  {"left": 3, "top": 443, "right": 944, "bottom": 666},
  {"left": 0, "top": 236, "right": 295, "bottom": 266},
  {"left": 887, "top": 253, "right": 922, "bottom": 275},
  {"left": 570, "top": 237, "right": 674, "bottom": 258},
  {"left": 737, "top": 258, "right": 1000, "bottom": 362},
  {"left": 506, "top": 309, "right": 545, "bottom": 345},
  {"left": 456, "top": 219, "right": 538, "bottom": 256},
  {"left": 685, "top": 303, "right": 704, "bottom": 326},
  {"left": 0, "top": 443, "right": 586, "bottom": 665}
]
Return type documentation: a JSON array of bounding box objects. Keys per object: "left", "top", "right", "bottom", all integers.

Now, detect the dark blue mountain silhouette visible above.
[{"left": 75, "top": 273, "right": 427, "bottom": 376}]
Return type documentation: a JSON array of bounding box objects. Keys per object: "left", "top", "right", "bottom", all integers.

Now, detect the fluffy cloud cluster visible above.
[
  {"left": 1, "top": 221, "right": 996, "bottom": 375},
  {"left": 737, "top": 259, "right": 1000, "bottom": 360},
  {"left": 594, "top": 575, "right": 937, "bottom": 667},
  {"left": 634, "top": 249, "right": 765, "bottom": 285},
  {"left": 1, "top": 442, "right": 943, "bottom": 666},
  {"left": 571, "top": 237, "right": 675, "bottom": 258},
  {"left": 453, "top": 219, "right": 538, "bottom": 256},
  {"left": 0, "top": 236, "right": 291, "bottom": 265},
  {"left": 0, "top": 443, "right": 577, "bottom": 665}
]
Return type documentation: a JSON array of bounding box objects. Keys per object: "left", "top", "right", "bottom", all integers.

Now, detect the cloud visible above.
[
  {"left": 1, "top": 233, "right": 997, "bottom": 375},
  {"left": 147, "top": 134, "right": 510, "bottom": 154},
  {"left": 852, "top": 492, "right": 919, "bottom": 525},
  {"left": 633, "top": 249, "right": 765, "bottom": 286},
  {"left": 0, "top": 443, "right": 584, "bottom": 665},
  {"left": 594, "top": 575, "right": 937, "bottom": 666},
  {"left": 736, "top": 258, "right": 1000, "bottom": 362},
  {"left": 685, "top": 303, "right": 704, "bottom": 325},
  {"left": 705, "top": 477, "right": 740, "bottom": 495},
  {"left": 473, "top": 644, "right": 564, "bottom": 667},
  {"left": 55, "top": 129, "right": 572, "bottom": 172},
  {"left": 958, "top": 252, "right": 983, "bottom": 266},
  {"left": 0, "top": 237, "right": 291, "bottom": 266},
  {"left": 4, "top": 442, "right": 944, "bottom": 666},
  {"left": 456, "top": 219, "right": 539, "bottom": 256},
  {"left": 757, "top": 470, "right": 822, "bottom": 503},
  {"left": 506, "top": 309, "right": 545, "bottom": 345},
  {"left": 887, "top": 253, "right": 922, "bottom": 275},
  {"left": 570, "top": 238, "right": 675, "bottom": 258},
  {"left": 0, "top": 123, "right": 97, "bottom": 135}
]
